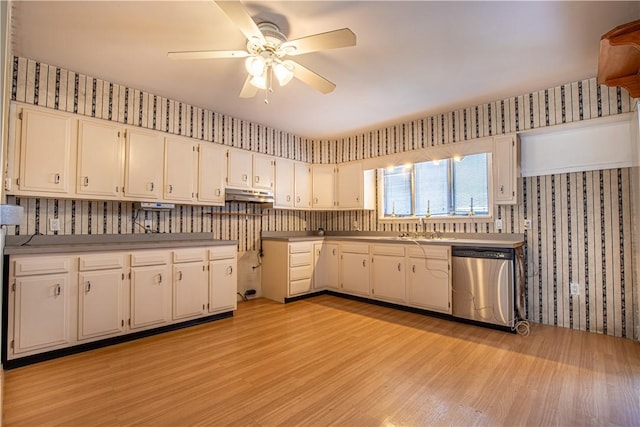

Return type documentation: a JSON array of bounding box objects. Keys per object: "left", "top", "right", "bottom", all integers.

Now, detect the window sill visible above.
[{"left": 378, "top": 215, "right": 493, "bottom": 224}]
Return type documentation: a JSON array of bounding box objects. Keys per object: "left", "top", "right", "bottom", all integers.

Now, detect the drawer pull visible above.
[
  {"left": 55, "top": 284, "right": 61, "bottom": 296},
  {"left": 86, "top": 281, "right": 91, "bottom": 293},
  {"left": 54, "top": 173, "right": 61, "bottom": 184},
  {"left": 158, "top": 273, "right": 162, "bottom": 284},
  {"left": 178, "top": 271, "right": 183, "bottom": 281},
  {"left": 397, "top": 263, "right": 401, "bottom": 271}
]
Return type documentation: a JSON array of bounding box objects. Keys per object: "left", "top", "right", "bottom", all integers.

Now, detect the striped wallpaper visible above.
[{"left": 5, "top": 56, "right": 638, "bottom": 339}]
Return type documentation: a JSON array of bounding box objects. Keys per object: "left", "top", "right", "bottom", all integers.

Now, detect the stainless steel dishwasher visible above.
[{"left": 451, "top": 247, "right": 515, "bottom": 328}]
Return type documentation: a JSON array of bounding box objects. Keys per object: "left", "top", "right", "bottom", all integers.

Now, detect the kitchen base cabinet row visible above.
[
  {"left": 3, "top": 245, "right": 237, "bottom": 367},
  {"left": 261, "top": 240, "right": 451, "bottom": 314}
]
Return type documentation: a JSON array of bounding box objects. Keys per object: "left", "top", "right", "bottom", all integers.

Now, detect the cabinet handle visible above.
[
  {"left": 169, "top": 184, "right": 173, "bottom": 193},
  {"left": 83, "top": 176, "right": 89, "bottom": 187},
  {"left": 332, "top": 248, "right": 336, "bottom": 256},
  {"left": 297, "top": 196, "right": 301, "bottom": 203},
  {"left": 55, "top": 284, "right": 61, "bottom": 296},
  {"left": 178, "top": 271, "right": 183, "bottom": 280},
  {"left": 500, "top": 185, "right": 504, "bottom": 194},
  {"left": 286, "top": 195, "right": 291, "bottom": 202},
  {"left": 356, "top": 196, "right": 360, "bottom": 202},
  {"left": 54, "top": 173, "right": 60, "bottom": 184},
  {"left": 255, "top": 176, "right": 259, "bottom": 183},
  {"left": 412, "top": 265, "right": 416, "bottom": 273},
  {"left": 317, "top": 249, "right": 321, "bottom": 256},
  {"left": 362, "top": 260, "right": 366, "bottom": 268},
  {"left": 86, "top": 281, "right": 91, "bottom": 293},
  {"left": 314, "top": 197, "right": 318, "bottom": 204},
  {"left": 215, "top": 188, "right": 221, "bottom": 196},
  {"left": 242, "top": 174, "right": 248, "bottom": 182},
  {"left": 226, "top": 266, "right": 233, "bottom": 275},
  {"left": 158, "top": 273, "right": 162, "bottom": 284},
  {"left": 150, "top": 182, "right": 155, "bottom": 192},
  {"left": 397, "top": 263, "right": 401, "bottom": 272}
]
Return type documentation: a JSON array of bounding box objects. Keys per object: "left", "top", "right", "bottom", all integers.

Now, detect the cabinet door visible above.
[
  {"left": 407, "top": 257, "right": 451, "bottom": 313},
  {"left": 227, "top": 149, "right": 252, "bottom": 188},
  {"left": 164, "top": 137, "right": 197, "bottom": 202},
  {"left": 294, "top": 162, "right": 311, "bottom": 209},
  {"left": 13, "top": 274, "right": 70, "bottom": 354},
  {"left": 173, "top": 262, "right": 208, "bottom": 320},
  {"left": 494, "top": 135, "right": 517, "bottom": 204},
  {"left": 130, "top": 264, "right": 171, "bottom": 329},
  {"left": 77, "top": 119, "right": 123, "bottom": 198},
  {"left": 253, "top": 154, "right": 275, "bottom": 190},
  {"left": 18, "top": 108, "right": 73, "bottom": 194},
  {"left": 340, "top": 252, "right": 370, "bottom": 295},
  {"left": 313, "top": 242, "right": 339, "bottom": 289},
  {"left": 371, "top": 255, "right": 405, "bottom": 302},
  {"left": 198, "top": 143, "right": 226, "bottom": 205},
  {"left": 209, "top": 258, "right": 237, "bottom": 313},
  {"left": 78, "top": 269, "right": 124, "bottom": 340},
  {"left": 274, "top": 158, "right": 294, "bottom": 208},
  {"left": 336, "top": 163, "right": 363, "bottom": 209},
  {"left": 124, "top": 129, "right": 164, "bottom": 199},
  {"left": 312, "top": 164, "right": 335, "bottom": 209}
]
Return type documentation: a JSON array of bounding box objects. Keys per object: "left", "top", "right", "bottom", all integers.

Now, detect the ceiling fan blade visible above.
[
  {"left": 239, "top": 74, "right": 258, "bottom": 98},
  {"left": 215, "top": 0, "right": 266, "bottom": 44},
  {"left": 291, "top": 61, "right": 336, "bottom": 94},
  {"left": 281, "top": 28, "right": 356, "bottom": 56},
  {"left": 168, "top": 50, "right": 249, "bottom": 60}
]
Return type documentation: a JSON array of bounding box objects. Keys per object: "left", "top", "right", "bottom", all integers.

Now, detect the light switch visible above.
[{"left": 49, "top": 218, "right": 61, "bottom": 232}]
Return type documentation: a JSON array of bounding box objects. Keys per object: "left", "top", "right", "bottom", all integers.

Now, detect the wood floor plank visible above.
[{"left": 3, "top": 295, "right": 640, "bottom": 426}]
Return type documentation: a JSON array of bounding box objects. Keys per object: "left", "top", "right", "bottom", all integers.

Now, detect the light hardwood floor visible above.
[{"left": 3, "top": 295, "right": 640, "bottom": 426}]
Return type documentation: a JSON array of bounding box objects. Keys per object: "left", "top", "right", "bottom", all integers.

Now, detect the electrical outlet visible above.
[
  {"left": 144, "top": 219, "right": 152, "bottom": 230},
  {"left": 570, "top": 283, "right": 581, "bottom": 296},
  {"left": 49, "top": 218, "right": 60, "bottom": 232},
  {"left": 524, "top": 219, "right": 532, "bottom": 230},
  {"left": 495, "top": 219, "right": 503, "bottom": 230}
]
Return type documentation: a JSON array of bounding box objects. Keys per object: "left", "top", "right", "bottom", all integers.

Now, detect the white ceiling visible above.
[{"left": 9, "top": 1, "right": 640, "bottom": 139}]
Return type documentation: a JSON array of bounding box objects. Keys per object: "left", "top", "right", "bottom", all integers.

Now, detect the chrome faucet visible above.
[{"left": 429, "top": 230, "right": 442, "bottom": 239}]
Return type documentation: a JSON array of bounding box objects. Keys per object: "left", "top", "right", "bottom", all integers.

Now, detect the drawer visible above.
[
  {"left": 13, "top": 256, "right": 71, "bottom": 276},
  {"left": 130, "top": 250, "right": 170, "bottom": 267},
  {"left": 372, "top": 244, "right": 405, "bottom": 257},
  {"left": 289, "top": 278, "right": 312, "bottom": 296},
  {"left": 79, "top": 253, "right": 125, "bottom": 271},
  {"left": 289, "top": 265, "right": 312, "bottom": 281},
  {"left": 289, "top": 251, "right": 312, "bottom": 267},
  {"left": 340, "top": 243, "right": 369, "bottom": 254},
  {"left": 173, "top": 248, "right": 206, "bottom": 263},
  {"left": 406, "top": 245, "right": 450, "bottom": 260},
  {"left": 209, "top": 245, "right": 237, "bottom": 260},
  {"left": 289, "top": 242, "right": 313, "bottom": 254}
]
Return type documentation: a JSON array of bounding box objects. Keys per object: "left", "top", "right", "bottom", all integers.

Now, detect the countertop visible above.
[
  {"left": 261, "top": 231, "right": 524, "bottom": 249},
  {"left": 4, "top": 233, "right": 237, "bottom": 255}
]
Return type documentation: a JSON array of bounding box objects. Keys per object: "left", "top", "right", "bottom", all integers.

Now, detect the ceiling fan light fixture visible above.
[
  {"left": 249, "top": 73, "right": 267, "bottom": 90},
  {"left": 245, "top": 55, "right": 266, "bottom": 77},
  {"left": 273, "top": 60, "right": 294, "bottom": 86}
]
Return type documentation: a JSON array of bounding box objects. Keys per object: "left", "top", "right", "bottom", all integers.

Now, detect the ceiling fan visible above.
[{"left": 168, "top": 1, "right": 356, "bottom": 102}]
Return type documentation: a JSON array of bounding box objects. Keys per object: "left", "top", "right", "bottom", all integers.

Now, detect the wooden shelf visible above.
[{"left": 598, "top": 19, "right": 640, "bottom": 97}]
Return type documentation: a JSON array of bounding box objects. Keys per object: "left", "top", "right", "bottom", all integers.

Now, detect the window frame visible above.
[{"left": 377, "top": 151, "right": 494, "bottom": 223}]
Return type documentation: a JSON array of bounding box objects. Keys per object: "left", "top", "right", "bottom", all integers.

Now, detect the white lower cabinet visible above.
[
  {"left": 10, "top": 255, "right": 72, "bottom": 356},
  {"left": 78, "top": 253, "right": 125, "bottom": 341},
  {"left": 313, "top": 242, "right": 339, "bottom": 289},
  {"left": 172, "top": 249, "right": 208, "bottom": 320},
  {"left": 371, "top": 245, "right": 406, "bottom": 303},
  {"left": 406, "top": 246, "right": 451, "bottom": 314},
  {"left": 7, "top": 244, "right": 238, "bottom": 363},
  {"left": 339, "top": 243, "right": 370, "bottom": 296},
  {"left": 209, "top": 245, "right": 238, "bottom": 313},
  {"left": 261, "top": 239, "right": 321, "bottom": 302}
]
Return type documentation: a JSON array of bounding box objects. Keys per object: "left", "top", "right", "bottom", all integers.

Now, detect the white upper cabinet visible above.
[
  {"left": 197, "top": 143, "right": 227, "bottom": 206},
  {"left": 493, "top": 134, "right": 519, "bottom": 204},
  {"left": 15, "top": 106, "right": 75, "bottom": 195},
  {"left": 312, "top": 164, "right": 336, "bottom": 209},
  {"left": 226, "top": 148, "right": 253, "bottom": 189},
  {"left": 253, "top": 153, "right": 275, "bottom": 190},
  {"left": 336, "top": 162, "right": 363, "bottom": 209},
  {"left": 124, "top": 128, "right": 164, "bottom": 200},
  {"left": 77, "top": 119, "right": 123, "bottom": 198},
  {"left": 294, "top": 162, "right": 311, "bottom": 209},
  {"left": 164, "top": 136, "right": 197, "bottom": 202},
  {"left": 274, "top": 157, "right": 294, "bottom": 208}
]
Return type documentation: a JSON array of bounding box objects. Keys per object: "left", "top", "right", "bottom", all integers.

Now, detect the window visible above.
[{"left": 381, "top": 153, "right": 490, "bottom": 218}]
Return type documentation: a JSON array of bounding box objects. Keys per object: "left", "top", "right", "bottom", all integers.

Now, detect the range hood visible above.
[{"left": 225, "top": 188, "right": 274, "bottom": 205}]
